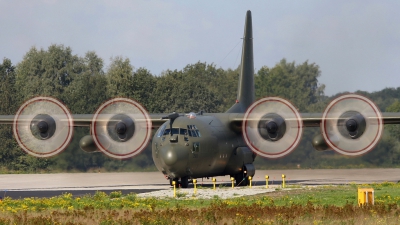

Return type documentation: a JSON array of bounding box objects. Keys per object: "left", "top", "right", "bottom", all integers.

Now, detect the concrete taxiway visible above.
[{"left": 0, "top": 168, "right": 399, "bottom": 198}]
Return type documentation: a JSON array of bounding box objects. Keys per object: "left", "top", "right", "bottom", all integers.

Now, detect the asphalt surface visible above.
[{"left": 0, "top": 169, "right": 399, "bottom": 199}]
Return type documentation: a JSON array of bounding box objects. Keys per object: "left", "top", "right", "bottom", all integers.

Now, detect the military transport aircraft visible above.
[{"left": 1, "top": 10, "right": 400, "bottom": 188}]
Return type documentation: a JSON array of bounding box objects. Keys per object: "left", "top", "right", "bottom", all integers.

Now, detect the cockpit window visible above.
[
  {"left": 180, "top": 129, "right": 188, "bottom": 135},
  {"left": 188, "top": 130, "right": 197, "bottom": 137},
  {"left": 187, "top": 125, "right": 201, "bottom": 137},
  {"left": 157, "top": 124, "right": 167, "bottom": 137},
  {"left": 163, "top": 128, "right": 179, "bottom": 136},
  {"left": 163, "top": 129, "right": 169, "bottom": 135},
  {"left": 161, "top": 127, "right": 199, "bottom": 138}
]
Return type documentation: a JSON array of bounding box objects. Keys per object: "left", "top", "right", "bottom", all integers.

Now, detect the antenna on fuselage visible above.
[
  {"left": 226, "top": 10, "right": 255, "bottom": 113},
  {"left": 161, "top": 112, "right": 180, "bottom": 135}
]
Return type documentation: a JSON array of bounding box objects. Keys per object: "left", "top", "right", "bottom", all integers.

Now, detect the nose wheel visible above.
[
  {"left": 169, "top": 178, "right": 179, "bottom": 186},
  {"left": 180, "top": 176, "right": 189, "bottom": 188},
  {"left": 235, "top": 172, "right": 249, "bottom": 186},
  {"left": 169, "top": 176, "right": 190, "bottom": 188}
]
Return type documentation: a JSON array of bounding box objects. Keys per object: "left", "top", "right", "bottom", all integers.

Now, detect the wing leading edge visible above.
[
  {"left": 2, "top": 112, "right": 400, "bottom": 127},
  {"left": 0, "top": 114, "right": 168, "bottom": 128}
]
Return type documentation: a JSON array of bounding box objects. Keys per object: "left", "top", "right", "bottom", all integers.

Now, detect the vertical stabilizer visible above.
[{"left": 226, "top": 10, "right": 255, "bottom": 113}]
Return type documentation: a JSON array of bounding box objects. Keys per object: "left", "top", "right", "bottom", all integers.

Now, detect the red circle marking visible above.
[
  {"left": 243, "top": 98, "right": 302, "bottom": 158},
  {"left": 14, "top": 97, "right": 73, "bottom": 156},
  {"left": 322, "top": 95, "right": 382, "bottom": 154},
  {"left": 92, "top": 98, "right": 151, "bottom": 158}
]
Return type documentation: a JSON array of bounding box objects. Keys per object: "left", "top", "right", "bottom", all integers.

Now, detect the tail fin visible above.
[{"left": 226, "top": 10, "right": 255, "bottom": 113}]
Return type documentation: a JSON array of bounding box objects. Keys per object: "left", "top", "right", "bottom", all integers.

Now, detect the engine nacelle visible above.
[
  {"left": 13, "top": 97, "right": 73, "bottom": 158},
  {"left": 321, "top": 94, "right": 383, "bottom": 156},
  {"left": 79, "top": 135, "right": 99, "bottom": 153},
  {"left": 312, "top": 133, "right": 331, "bottom": 151},
  {"left": 91, "top": 98, "right": 152, "bottom": 159},
  {"left": 242, "top": 97, "right": 303, "bottom": 158}
]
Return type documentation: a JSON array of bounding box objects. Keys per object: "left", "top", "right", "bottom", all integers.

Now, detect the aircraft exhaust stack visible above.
[{"left": 227, "top": 10, "right": 255, "bottom": 113}]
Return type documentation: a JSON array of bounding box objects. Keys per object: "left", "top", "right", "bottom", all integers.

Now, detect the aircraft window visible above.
[
  {"left": 187, "top": 125, "right": 200, "bottom": 137},
  {"left": 193, "top": 142, "right": 200, "bottom": 152},
  {"left": 180, "top": 129, "right": 188, "bottom": 135},
  {"left": 163, "top": 128, "right": 179, "bottom": 136},
  {"left": 163, "top": 129, "right": 170, "bottom": 135},
  {"left": 157, "top": 124, "right": 167, "bottom": 137}
]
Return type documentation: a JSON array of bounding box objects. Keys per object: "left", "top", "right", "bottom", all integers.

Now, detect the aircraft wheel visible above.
[
  {"left": 169, "top": 178, "right": 179, "bottom": 186},
  {"left": 180, "top": 176, "right": 189, "bottom": 188}
]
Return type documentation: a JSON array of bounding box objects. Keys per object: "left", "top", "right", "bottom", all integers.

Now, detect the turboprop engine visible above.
[
  {"left": 13, "top": 96, "right": 152, "bottom": 159},
  {"left": 319, "top": 94, "right": 383, "bottom": 156},
  {"left": 90, "top": 98, "right": 152, "bottom": 159},
  {"left": 13, "top": 97, "right": 74, "bottom": 158},
  {"left": 242, "top": 97, "right": 303, "bottom": 158}
]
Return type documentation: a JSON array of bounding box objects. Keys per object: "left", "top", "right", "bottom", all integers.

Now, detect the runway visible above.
[{"left": 0, "top": 168, "right": 399, "bottom": 199}]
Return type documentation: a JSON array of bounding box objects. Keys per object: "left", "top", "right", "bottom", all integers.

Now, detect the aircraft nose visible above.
[{"left": 159, "top": 145, "right": 188, "bottom": 167}]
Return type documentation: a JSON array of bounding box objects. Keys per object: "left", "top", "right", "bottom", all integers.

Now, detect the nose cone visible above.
[
  {"left": 161, "top": 147, "right": 179, "bottom": 166},
  {"left": 159, "top": 145, "right": 189, "bottom": 175}
]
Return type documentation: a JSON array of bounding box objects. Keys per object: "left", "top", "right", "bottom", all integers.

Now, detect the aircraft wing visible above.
[
  {"left": 227, "top": 94, "right": 400, "bottom": 159},
  {"left": 0, "top": 115, "right": 14, "bottom": 125},
  {"left": 0, "top": 114, "right": 167, "bottom": 128},
  {"left": 229, "top": 112, "right": 400, "bottom": 127},
  {"left": 301, "top": 112, "right": 400, "bottom": 126},
  {"left": 4, "top": 112, "right": 400, "bottom": 127}
]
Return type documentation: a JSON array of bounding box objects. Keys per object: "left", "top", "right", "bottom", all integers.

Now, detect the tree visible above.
[
  {"left": 131, "top": 68, "right": 157, "bottom": 112},
  {"left": 106, "top": 56, "right": 134, "bottom": 98},
  {"left": 64, "top": 51, "right": 108, "bottom": 114},
  {"left": 0, "top": 58, "right": 19, "bottom": 170},
  {"left": 0, "top": 58, "right": 52, "bottom": 171},
  {"left": 255, "top": 59, "right": 325, "bottom": 112},
  {"left": 54, "top": 51, "right": 110, "bottom": 171},
  {"left": 152, "top": 62, "right": 224, "bottom": 113},
  {"left": 16, "top": 45, "right": 82, "bottom": 102}
]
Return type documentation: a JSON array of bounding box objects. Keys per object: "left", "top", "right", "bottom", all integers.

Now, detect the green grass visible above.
[
  {"left": 1, "top": 183, "right": 400, "bottom": 224},
  {"left": 2, "top": 182, "right": 400, "bottom": 211},
  {"left": 256, "top": 182, "right": 400, "bottom": 207}
]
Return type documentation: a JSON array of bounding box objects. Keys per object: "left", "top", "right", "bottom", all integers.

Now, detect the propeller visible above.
[
  {"left": 242, "top": 97, "right": 303, "bottom": 158},
  {"left": 13, "top": 96, "right": 73, "bottom": 157},
  {"left": 321, "top": 94, "right": 383, "bottom": 156},
  {"left": 91, "top": 98, "right": 152, "bottom": 159}
]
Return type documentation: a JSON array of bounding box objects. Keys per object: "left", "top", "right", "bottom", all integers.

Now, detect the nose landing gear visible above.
[
  {"left": 234, "top": 172, "right": 249, "bottom": 186},
  {"left": 169, "top": 176, "right": 190, "bottom": 188}
]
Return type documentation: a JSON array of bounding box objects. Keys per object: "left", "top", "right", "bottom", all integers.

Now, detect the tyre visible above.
[
  {"left": 180, "top": 176, "right": 189, "bottom": 188},
  {"left": 235, "top": 173, "right": 248, "bottom": 186},
  {"left": 170, "top": 178, "right": 179, "bottom": 186}
]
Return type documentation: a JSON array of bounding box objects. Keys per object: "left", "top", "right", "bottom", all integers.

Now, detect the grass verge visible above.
[{"left": 0, "top": 182, "right": 400, "bottom": 224}]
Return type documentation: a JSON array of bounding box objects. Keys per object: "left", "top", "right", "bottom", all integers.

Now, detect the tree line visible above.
[{"left": 1, "top": 44, "right": 400, "bottom": 173}]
